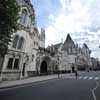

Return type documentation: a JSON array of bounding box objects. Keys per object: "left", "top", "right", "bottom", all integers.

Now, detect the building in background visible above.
[
  {"left": 48, "top": 34, "right": 92, "bottom": 73},
  {"left": 90, "top": 57, "right": 100, "bottom": 70},
  {"left": 76, "top": 43, "right": 92, "bottom": 71}
]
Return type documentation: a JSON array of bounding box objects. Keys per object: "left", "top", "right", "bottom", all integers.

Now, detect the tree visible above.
[{"left": 0, "top": 0, "right": 19, "bottom": 74}]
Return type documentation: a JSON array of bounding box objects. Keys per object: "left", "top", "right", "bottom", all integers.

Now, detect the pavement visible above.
[
  {"left": 0, "top": 72, "right": 100, "bottom": 100},
  {"left": 0, "top": 73, "right": 74, "bottom": 89},
  {"left": 0, "top": 77, "right": 2, "bottom": 82},
  {"left": 0, "top": 75, "right": 98, "bottom": 100}
]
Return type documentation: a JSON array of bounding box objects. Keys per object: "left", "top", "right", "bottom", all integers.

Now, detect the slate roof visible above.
[
  {"left": 64, "top": 34, "right": 74, "bottom": 44},
  {"left": 48, "top": 34, "right": 75, "bottom": 50},
  {"left": 63, "top": 34, "right": 75, "bottom": 49},
  {"left": 53, "top": 43, "right": 62, "bottom": 49}
]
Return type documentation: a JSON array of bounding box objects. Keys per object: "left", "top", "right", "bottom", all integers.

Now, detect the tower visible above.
[{"left": 39, "top": 28, "right": 45, "bottom": 48}]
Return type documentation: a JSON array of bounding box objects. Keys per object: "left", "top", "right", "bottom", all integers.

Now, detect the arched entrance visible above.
[{"left": 40, "top": 61, "right": 47, "bottom": 73}]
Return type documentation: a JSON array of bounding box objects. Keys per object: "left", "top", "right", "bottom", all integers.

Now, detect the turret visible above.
[{"left": 39, "top": 28, "right": 45, "bottom": 48}]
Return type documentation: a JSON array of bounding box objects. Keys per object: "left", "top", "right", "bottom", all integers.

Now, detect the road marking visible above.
[
  {"left": 79, "top": 76, "right": 82, "bottom": 79},
  {"left": 83, "top": 76, "right": 88, "bottom": 79},
  {"left": 88, "top": 77, "right": 93, "bottom": 80},
  {"left": 94, "top": 77, "right": 99, "bottom": 80},
  {"left": 78, "top": 76, "right": 100, "bottom": 80},
  {"left": 91, "top": 81, "right": 100, "bottom": 100}
]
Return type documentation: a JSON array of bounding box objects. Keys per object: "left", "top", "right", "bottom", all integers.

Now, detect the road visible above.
[{"left": 0, "top": 71, "right": 100, "bottom": 100}]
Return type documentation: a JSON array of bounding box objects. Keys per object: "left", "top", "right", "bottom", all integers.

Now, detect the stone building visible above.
[
  {"left": 1, "top": 0, "right": 45, "bottom": 80},
  {"left": 48, "top": 34, "right": 92, "bottom": 72},
  {"left": 76, "top": 43, "right": 91, "bottom": 70},
  {"left": 0, "top": 0, "right": 92, "bottom": 81},
  {"left": 61, "top": 34, "right": 77, "bottom": 72},
  {"left": 90, "top": 57, "right": 100, "bottom": 70}
]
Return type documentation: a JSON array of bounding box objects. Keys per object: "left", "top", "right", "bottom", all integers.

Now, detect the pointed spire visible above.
[
  {"left": 64, "top": 33, "right": 74, "bottom": 44},
  {"left": 62, "top": 33, "right": 75, "bottom": 50}
]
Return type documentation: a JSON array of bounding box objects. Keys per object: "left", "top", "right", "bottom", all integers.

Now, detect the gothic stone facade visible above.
[
  {"left": 47, "top": 34, "right": 91, "bottom": 73},
  {"left": 1, "top": 0, "right": 92, "bottom": 81},
  {"left": 1, "top": 0, "right": 45, "bottom": 80}
]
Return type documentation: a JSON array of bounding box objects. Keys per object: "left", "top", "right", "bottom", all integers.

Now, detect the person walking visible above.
[
  {"left": 58, "top": 70, "right": 60, "bottom": 78},
  {"left": 75, "top": 70, "right": 78, "bottom": 80}
]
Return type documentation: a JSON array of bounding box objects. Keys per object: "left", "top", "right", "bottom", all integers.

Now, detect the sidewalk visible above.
[
  {"left": 0, "top": 73, "right": 74, "bottom": 89},
  {"left": 0, "top": 77, "right": 2, "bottom": 82}
]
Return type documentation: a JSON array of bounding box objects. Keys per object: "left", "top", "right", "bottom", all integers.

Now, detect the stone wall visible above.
[{"left": 2, "top": 71, "right": 20, "bottom": 81}]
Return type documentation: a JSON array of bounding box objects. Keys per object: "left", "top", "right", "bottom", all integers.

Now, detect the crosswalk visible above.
[
  {"left": 63, "top": 76, "right": 100, "bottom": 80},
  {"left": 78, "top": 76, "right": 99, "bottom": 80}
]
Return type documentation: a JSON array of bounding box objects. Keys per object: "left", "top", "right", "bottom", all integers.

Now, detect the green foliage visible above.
[{"left": 0, "top": 0, "right": 19, "bottom": 56}]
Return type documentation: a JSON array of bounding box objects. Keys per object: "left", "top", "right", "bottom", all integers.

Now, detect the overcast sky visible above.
[{"left": 31, "top": 0, "right": 100, "bottom": 59}]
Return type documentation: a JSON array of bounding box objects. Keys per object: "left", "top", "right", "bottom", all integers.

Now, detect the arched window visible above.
[
  {"left": 17, "top": 37, "right": 25, "bottom": 50},
  {"left": 21, "top": 9, "right": 27, "bottom": 24},
  {"left": 12, "top": 35, "right": 19, "bottom": 48}
]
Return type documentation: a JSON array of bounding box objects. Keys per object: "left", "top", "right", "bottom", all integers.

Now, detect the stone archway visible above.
[{"left": 40, "top": 61, "right": 47, "bottom": 73}]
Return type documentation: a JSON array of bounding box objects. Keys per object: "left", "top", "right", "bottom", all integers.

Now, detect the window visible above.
[
  {"left": 12, "top": 35, "right": 19, "bottom": 48},
  {"left": 17, "top": 37, "right": 24, "bottom": 49},
  {"left": 21, "top": 9, "right": 27, "bottom": 24},
  {"left": 32, "top": 54, "right": 34, "bottom": 61},
  {"left": 14, "top": 59, "right": 19, "bottom": 69},
  {"left": 7, "top": 58, "right": 13, "bottom": 69},
  {"left": 7, "top": 58, "right": 19, "bottom": 70},
  {"left": 12, "top": 35, "right": 25, "bottom": 50},
  {"left": 75, "top": 58, "right": 77, "bottom": 63}
]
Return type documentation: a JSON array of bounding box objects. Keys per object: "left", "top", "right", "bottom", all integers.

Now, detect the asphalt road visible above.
[{"left": 0, "top": 71, "right": 100, "bottom": 100}]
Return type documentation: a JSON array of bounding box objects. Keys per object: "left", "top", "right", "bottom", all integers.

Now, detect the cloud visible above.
[
  {"left": 48, "top": 14, "right": 54, "bottom": 21},
  {"left": 60, "top": 0, "right": 68, "bottom": 9},
  {"left": 32, "top": 0, "right": 100, "bottom": 59},
  {"left": 45, "top": 0, "right": 91, "bottom": 46},
  {"left": 45, "top": 0, "right": 100, "bottom": 59}
]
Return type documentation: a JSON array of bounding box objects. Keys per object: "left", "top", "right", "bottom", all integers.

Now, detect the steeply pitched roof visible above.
[
  {"left": 64, "top": 34, "right": 74, "bottom": 44},
  {"left": 63, "top": 34, "right": 75, "bottom": 50},
  {"left": 53, "top": 43, "right": 62, "bottom": 49}
]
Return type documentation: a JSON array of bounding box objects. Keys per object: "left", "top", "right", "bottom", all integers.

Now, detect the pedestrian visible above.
[
  {"left": 58, "top": 70, "right": 60, "bottom": 78},
  {"left": 75, "top": 70, "right": 78, "bottom": 80}
]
